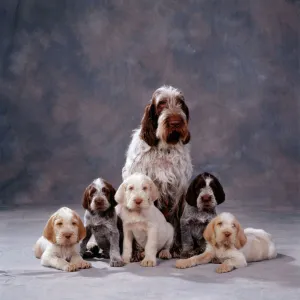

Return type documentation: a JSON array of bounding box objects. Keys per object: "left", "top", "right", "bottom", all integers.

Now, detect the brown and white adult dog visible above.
[
  {"left": 176, "top": 212, "right": 277, "bottom": 273},
  {"left": 122, "top": 85, "right": 193, "bottom": 257},
  {"left": 34, "top": 207, "right": 91, "bottom": 272}
]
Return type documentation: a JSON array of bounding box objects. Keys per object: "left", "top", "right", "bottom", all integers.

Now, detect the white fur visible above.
[
  {"left": 176, "top": 212, "right": 277, "bottom": 272},
  {"left": 34, "top": 207, "right": 91, "bottom": 272},
  {"left": 122, "top": 127, "right": 192, "bottom": 210},
  {"left": 115, "top": 173, "right": 174, "bottom": 267}
]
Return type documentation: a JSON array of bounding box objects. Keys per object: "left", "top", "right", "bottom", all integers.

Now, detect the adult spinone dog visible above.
[{"left": 122, "top": 85, "right": 193, "bottom": 257}]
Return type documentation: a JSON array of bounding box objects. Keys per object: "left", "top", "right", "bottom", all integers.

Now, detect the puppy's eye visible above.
[
  {"left": 232, "top": 224, "right": 236, "bottom": 228},
  {"left": 57, "top": 222, "right": 63, "bottom": 226},
  {"left": 72, "top": 222, "right": 77, "bottom": 226},
  {"left": 128, "top": 186, "right": 134, "bottom": 191},
  {"left": 102, "top": 187, "right": 109, "bottom": 194},
  {"left": 142, "top": 186, "right": 148, "bottom": 191},
  {"left": 217, "top": 222, "right": 223, "bottom": 226}
]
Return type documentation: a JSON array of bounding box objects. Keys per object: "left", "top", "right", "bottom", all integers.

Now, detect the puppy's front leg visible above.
[
  {"left": 80, "top": 225, "right": 93, "bottom": 258},
  {"left": 109, "top": 230, "right": 125, "bottom": 267},
  {"left": 122, "top": 226, "right": 133, "bottom": 264},
  {"left": 70, "top": 253, "right": 92, "bottom": 270},
  {"left": 140, "top": 227, "right": 157, "bottom": 267},
  {"left": 180, "top": 219, "right": 194, "bottom": 258},
  {"left": 175, "top": 249, "right": 214, "bottom": 269},
  {"left": 41, "top": 255, "right": 77, "bottom": 272},
  {"left": 216, "top": 253, "right": 247, "bottom": 273}
]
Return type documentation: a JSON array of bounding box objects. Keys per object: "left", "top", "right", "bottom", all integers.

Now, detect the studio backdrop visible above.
[{"left": 0, "top": 0, "right": 299, "bottom": 207}]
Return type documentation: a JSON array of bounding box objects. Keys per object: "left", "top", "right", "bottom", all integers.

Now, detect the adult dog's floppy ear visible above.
[
  {"left": 72, "top": 210, "right": 86, "bottom": 242},
  {"left": 140, "top": 103, "right": 159, "bottom": 147},
  {"left": 115, "top": 182, "right": 126, "bottom": 204},
  {"left": 43, "top": 213, "right": 57, "bottom": 244},
  {"left": 234, "top": 218, "right": 247, "bottom": 249},
  {"left": 203, "top": 217, "right": 217, "bottom": 246}
]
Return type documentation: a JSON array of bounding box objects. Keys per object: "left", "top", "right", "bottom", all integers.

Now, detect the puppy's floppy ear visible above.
[
  {"left": 82, "top": 184, "right": 96, "bottom": 210},
  {"left": 234, "top": 219, "right": 247, "bottom": 249},
  {"left": 43, "top": 214, "right": 57, "bottom": 244},
  {"left": 72, "top": 210, "right": 86, "bottom": 242},
  {"left": 149, "top": 180, "right": 160, "bottom": 202},
  {"left": 203, "top": 217, "right": 216, "bottom": 246},
  {"left": 210, "top": 174, "right": 225, "bottom": 205},
  {"left": 115, "top": 182, "right": 126, "bottom": 204},
  {"left": 185, "top": 177, "right": 199, "bottom": 207},
  {"left": 140, "top": 103, "right": 159, "bottom": 147},
  {"left": 104, "top": 180, "right": 117, "bottom": 208}
]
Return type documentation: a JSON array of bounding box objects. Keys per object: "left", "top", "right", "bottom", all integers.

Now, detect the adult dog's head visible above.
[
  {"left": 82, "top": 178, "right": 117, "bottom": 216},
  {"left": 186, "top": 172, "right": 225, "bottom": 211},
  {"left": 115, "top": 173, "right": 160, "bottom": 212},
  {"left": 140, "top": 85, "right": 190, "bottom": 147},
  {"left": 43, "top": 207, "right": 86, "bottom": 246},
  {"left": 203, "top": 212, "right": 247, "bottom": 250}
]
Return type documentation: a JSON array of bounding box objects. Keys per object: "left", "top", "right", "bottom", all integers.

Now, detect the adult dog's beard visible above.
[{"left": 166, "top": 131, "right": 181, "bottom": 144}]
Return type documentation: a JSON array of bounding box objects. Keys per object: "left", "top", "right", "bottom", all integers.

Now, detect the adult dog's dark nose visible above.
[{"left": 201, "top": 195, "right": 212, "bottom": 202}]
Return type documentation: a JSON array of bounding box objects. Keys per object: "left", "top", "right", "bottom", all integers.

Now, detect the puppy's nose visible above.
[
  {"left": 135, "top": 198, "right": 143, "bottom": 205},
  {"left": 64, "top": 233, "right": 72, "bottom": 239},
  {"left": 201, "top": 195, "right": 212, "bottom": 202},
  {"left": 224, "top": 231, "right": 231, "bottom": 238}
]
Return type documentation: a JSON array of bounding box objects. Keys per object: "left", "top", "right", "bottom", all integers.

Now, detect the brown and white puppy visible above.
[
  {"left": 122, "top": 85, "right": 193, "bottom": 257},
  {"left": 176, "top": 212, "right": 277, "bottom": 273},
  {"left": 34, "top": 207, "right": 91, "bottom": 272},
  {"left": 80, "top": 178, "right": 124, "bottom": 267},
  {"left": 180, "top": 172, "right": 225, "bottom": 258}
]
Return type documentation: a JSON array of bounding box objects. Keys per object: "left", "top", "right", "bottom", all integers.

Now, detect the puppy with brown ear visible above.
[
  {"left": 80, "top": 178, "right": 124, "bottom": 267},
  {"left": 115, "top": 173, "right": 174, "bottom": 267},
  {"left": 176, "top": 212, "right": 277, "bottom": 273},
  {"left": 34, "top": 207, "right": 91, "bottom": 272}
]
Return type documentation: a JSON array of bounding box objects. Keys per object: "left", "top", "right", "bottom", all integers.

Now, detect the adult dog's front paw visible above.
[
  {"left": 110, "top": 258, "right": 125, "bottom": 267},
  {"left": 216, "top": 264, "right": 234, "bottom": 273},
  {"left": 159, "top": 249, "right": 172, "bottom": 260},
  {"left": 63, "top": 263, "right": 78, "bottom": 272},
  {"left": 140, "top": 258, "right": 156, "bottom": 267}
]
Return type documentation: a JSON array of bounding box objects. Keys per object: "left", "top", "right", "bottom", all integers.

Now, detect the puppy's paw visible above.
[
  {"left": 131, "top": 250, "right": 145, "bottom": 262},
  {"left": 211, "top": 257, "right": 222, "bottom": 264},
  {"left": 63, "top": 263, "right": 78, "bottom": 272},
  {"left": 110, "top": 258, "right": 125, "bottom": 267},
  {"left": 159, "top": 249, "right": 172, "bottom": 260},
  {"left": 216, "top": 264, "right": 234, "bottom": 273},
  {"left": 122, "top": 256, "right": 131, "bottom": 264},
  {"left": 81, "top": 250, "right": 94, "bottom": 259},
  {"left": 78, "top": 260, "right": 92, "bottom": 269},
  {"left": 140, "top": 258, "right": 156, "bottom": 267},
  {"left": 175, "top": 259, "right": 190, "bottom": 269}
]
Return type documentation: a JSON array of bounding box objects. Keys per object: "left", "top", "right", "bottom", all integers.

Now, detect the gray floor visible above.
[{"left": 1, "top": 203, "right": 300, "bottom": 300}]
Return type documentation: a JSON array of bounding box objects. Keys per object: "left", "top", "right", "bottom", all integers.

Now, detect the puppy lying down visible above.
[
  {"left": 115, "top": 173, "right": 174, "bottom": 267},
  {"left": 34, "top": 207, "right": 91, "bottom": 272},
  {"left": 176, "top": 212, "right": 277, "bottom": 273}
]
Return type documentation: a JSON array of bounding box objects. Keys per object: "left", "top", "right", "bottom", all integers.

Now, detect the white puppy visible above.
[
  {"left": 115, "top": 173, "right": 174, "bottom": 267},
  {"left": 34, "top": 207, "right": 92, "bottom": 272},
  {"left": 176, "top": 212, "right": 277, "bottom": 273}
]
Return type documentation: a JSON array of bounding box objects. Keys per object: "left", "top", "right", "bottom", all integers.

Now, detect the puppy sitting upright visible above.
[
  {"left": 115, "top": 173, "right": 174, "bottom": 267},
  {"left": 180, "top": 172, "right": 225, "bottom": 258},
  {"left": 34, "top": 207, "right": 91, "bottom": 272},
  {"left": 80, "top": 178, "right": 124, "bottom": 267}
]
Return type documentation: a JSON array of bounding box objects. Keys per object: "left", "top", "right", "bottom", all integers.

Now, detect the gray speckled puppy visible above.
[
  {"left": 80, "top": 178, "right": 124, "bottom": 267},
  {"left": 180, "top": 172, "right": 225, "bottom": 259}
]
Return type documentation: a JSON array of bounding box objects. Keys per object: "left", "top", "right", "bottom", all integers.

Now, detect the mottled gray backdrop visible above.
[{"left": 0, "top": 0, "right": 299, "bottom": 208}]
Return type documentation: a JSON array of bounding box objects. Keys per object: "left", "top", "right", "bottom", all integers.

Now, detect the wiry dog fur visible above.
[
  {"left": 122, "top": 85, "right": 192, "bottom": 257},
  {"left": 176, "top": 212, "right": 277, "bottom": 273},
  {"left": 34, "top": 207, "right": 91, "bottom": 272},
  {"left": 180, "top": 172, "right": 225, "bottom": 258},
  {"left": 80, "top": 178, "right": 124, "bottom": 267},
  {"left": 115, "top": 173, "right": 174, "bottom": 267}
]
